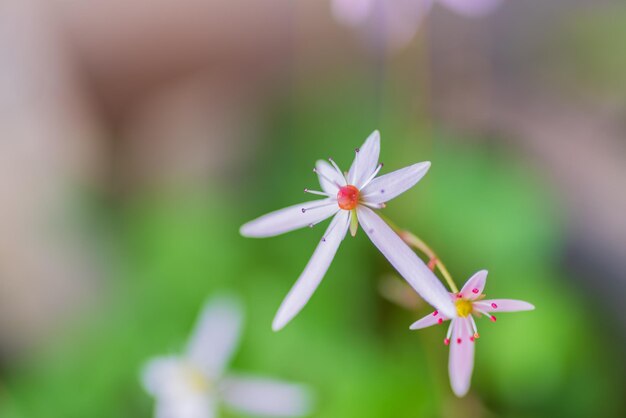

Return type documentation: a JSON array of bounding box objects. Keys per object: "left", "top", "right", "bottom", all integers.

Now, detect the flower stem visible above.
[
  {"left": 396, "top": 230, "right": 459, "bottom": 294},
  {"left": 379, "top": 214, "right": 459, "bottom": 293}
]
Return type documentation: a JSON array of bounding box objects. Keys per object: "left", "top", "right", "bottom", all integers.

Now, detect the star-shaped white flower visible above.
[
  {"left": 333, "top": 0, "right": 503, "bottom": 49},
  {"left": 240, "top": 130, "right": 456, "bottom": 331},
  {"left": 409, "top": 270, "right": 534, "bottom": 397},
  {"left": 142, "top": 296, "right": 312, "bottom": 418}
]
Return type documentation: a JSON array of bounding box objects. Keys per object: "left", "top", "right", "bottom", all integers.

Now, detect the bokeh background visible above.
[{"left": 0, "top": 0, "right": 625, "bottom": 417}]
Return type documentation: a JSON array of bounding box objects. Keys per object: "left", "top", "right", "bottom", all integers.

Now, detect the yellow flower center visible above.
[
  {"left": 455, "top": 299, "right": 473, "bottom": 317},
  {"left": 184, "top": 364, "right": 212, "bottom": 393}
]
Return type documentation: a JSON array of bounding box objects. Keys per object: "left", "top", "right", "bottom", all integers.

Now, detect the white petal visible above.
[
  {"left": 409, "top": 310, "right": 450, "bottom": 330},
  {"left": 348, "top": 130, "right": 380, "bottom": 188},
  {"left": 155, "top": 396, "right": 215, "bottom": 418},
  {"left": 474, "top": 299, "right": 535, "bottom": 313},
  {"left": 438, "top": 0, "right": 502, "bottom": 17},
  {"left": 221, "top": 374, "right": 313, "bottom": 417},
  {"left": 142, "top": 357, "right": 191, "bottom": 399},
  {"left": 240, "top": 200, "right": 338, "bottom": 238},
  {"left": 331, "top": 0, "right": 375, "bottom": 26},
  {"left": 186, "top": 296, "right": 243, "bottom": 378},
  {"left": 272, "top": 210, "right": 350, "bottom": 331},
  {"left": 316, "top": 160, "right": 346, "bottom": 194},
  {"left": 449, "top": 318, "right": 475, "bottom": 397},
  {"left": 357, "top": 206, "right": 456, "bottom": 318},
  {"left": 361, "top": 162, "right": 430, "bottom": 204},
  {"left": 459, "top": 270, "right": 488, "bottom": 300}
]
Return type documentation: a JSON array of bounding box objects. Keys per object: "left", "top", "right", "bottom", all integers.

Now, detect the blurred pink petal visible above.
[
  {"left": 437, "top": 0, "right": 502, "bottom": 17},
  {"left": 332, "top": 0, "right": 376, "bottom": 26}
]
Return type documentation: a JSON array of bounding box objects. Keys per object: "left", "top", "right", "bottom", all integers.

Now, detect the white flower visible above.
[
  {"left": 332, "top": 0, "right": 503, "bottom": 49},
  {"left": 409, "top": 270, "right": 535, "bottom": 397},
  {"left": 240, "top": 130, "right": 456, "bottom": 331},
  {"left": 142, "top": 296, "right": 312, "bottom": 418}
]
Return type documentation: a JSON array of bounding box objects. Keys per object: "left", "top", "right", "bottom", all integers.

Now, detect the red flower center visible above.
[{"left": 337, "top": 185, "right": 360, "bottom": 210}]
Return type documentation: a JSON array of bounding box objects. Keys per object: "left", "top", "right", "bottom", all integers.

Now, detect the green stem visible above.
[{"left": 379, "top": 214, "right": 459, "bottom": 294}]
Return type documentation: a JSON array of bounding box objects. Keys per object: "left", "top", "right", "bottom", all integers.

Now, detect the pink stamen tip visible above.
[
  {"left": 456, "top": 338, "right": 462, "bottom": 344},
  {"left": 456, "top": 294, "right": 463, "bottom": 299},
  {"left": 491, "top": 303, "right": 498, "bottom": 309},
  {"left": 490, "top": 315, "right": 497, "bottom": 322},
  {"left": 437, "top": 318, "right": 443, "bottom": 324},
  {"left": 432, "top": 310, "right": 438, "bottom": 316},
  {"left": 472, "top": 288, "right": 479, "bottom": 294},
  {"left": 470, "top": 336, "right": 475, "bottom": 342},
  {"left": 444, "top": 338, "right": 450, "bottom": 345}
]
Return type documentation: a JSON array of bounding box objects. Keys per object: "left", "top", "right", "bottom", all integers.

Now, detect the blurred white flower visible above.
[
  {"left": 240, "top": 130, "right": 456, "bottom": 331},
  {"left": 142, "top": 296, "right": 312, "bottom": 418},
  {"left": 332, "top": 0, "right": 502, "bottom": 48},
  {"left": 409, "top": 270, "right": 534, "bottom": 397}
]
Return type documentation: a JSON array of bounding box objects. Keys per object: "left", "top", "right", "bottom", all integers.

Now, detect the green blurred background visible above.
[{"left": 0, "top": 0, "right": 625, "bottom": 417}]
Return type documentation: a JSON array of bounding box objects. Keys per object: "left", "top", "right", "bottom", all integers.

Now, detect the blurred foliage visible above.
[{"left": 0, "top": 76, "right": 624, "bottom": 418}]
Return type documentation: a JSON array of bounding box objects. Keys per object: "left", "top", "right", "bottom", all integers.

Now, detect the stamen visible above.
[
  {"left": 313, "top": 167, "right": 341, "bottom": 188},
  {"left": 361, "top": 163, "right": 384, "bottom": 189},
  {"left": 472, "top": 288, "right": 479, "bottom": 294},
  {"left": 469, "top": 315, "right": 479, "bottom": 337},
  {"left": 457, "top": 338, "right": 462, "bottom": 344},
  {"left": 350, "top": 149, "right": 359, "bottom": 184},
  {"left": 473, "top": 307, "right": 491, "bottom": 318},
  {"left": 432, "top": 310, "right": 438, "bottom": 316},
  {"left": 301, "top": 201, "right": 335, "bottom": 213},
  {"left": 362, "top": 201, "right": 386, "bottom": 210},
  {"left": 328, "top": 158, "right": 346, "bottom": 182},
  {"left": 490, "top": 315, "right": 497, "bottom": 322},
  {"left": 491, "top": 302, "right": 498, "bottom": 309},
  {"left": 445, "top": 319, "right": 455, "bottom": 344},
  {"left": 444, "top": 338, "right": 450, "bottom": 345},
  {"left": 304, "top": 188, "right": 332, "bottom": 197},
  {"left": 437, "top": 318, "right": 443, "bottom": 324}
]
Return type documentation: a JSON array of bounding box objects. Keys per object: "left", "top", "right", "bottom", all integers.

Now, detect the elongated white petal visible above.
[
  {"left": 186, "top": 296, "right": 243, "bottom": 378},
  {"left": 315, "top": 160, "right": 346, "bottom": 194},
  {"left": 142, "top": 356, "right": 189, "bottom": 399},
  {"left": 361, "top": 162, "right": 430, "bottom": 204},
  {"left": 409, "top": 310, "right": 450, "bottom": 330},
  {"left": 474, "top": 299, "right": 535, "bottom": 313},
  {"left": 459, "top": 270, "right": 488, "bottom": 300},
  {"left": 348, "top": 130, "right": 380, "bottom": 188},
  {"left": 155, "top": 396, "right": 215, "bottom": 418},
  {"left": 240, "top": 200, "right": 338, "bottom": 238},
  {"left": 272, "top": 210, "right": 350, "bottom": 331},
  {"left": 221, "top": 374, "right": 312, "bottom": 417},
  {"left": 143, "top": 357, "right": 216, "bottom": 417},
  {"left": 357, "top": 206, "right": 456, "bottom": 318},
  {"left": 438, "top": 0, "right": 502, "bottom": 17},
  {"left": 449, "top": 318, "right": 475, "bottom": 397}
]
